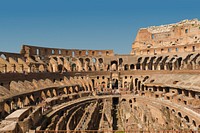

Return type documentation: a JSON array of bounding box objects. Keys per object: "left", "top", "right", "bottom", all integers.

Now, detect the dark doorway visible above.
[{"left": 112, "top": 79, "right": 118, "bottom": 89}]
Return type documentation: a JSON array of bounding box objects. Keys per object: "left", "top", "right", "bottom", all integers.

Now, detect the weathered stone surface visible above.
[{"left": 0, "top": 19, "right": 200, "bottom": 132}]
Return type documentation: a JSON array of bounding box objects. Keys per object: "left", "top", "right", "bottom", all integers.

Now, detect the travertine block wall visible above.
[{"left": 131, "top": 19, "right": 200, "bottom": 55}]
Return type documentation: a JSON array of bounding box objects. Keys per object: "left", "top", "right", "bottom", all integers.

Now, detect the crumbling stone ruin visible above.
[{"left": 0, "top": 19, "right": 200, "bottom": 132}]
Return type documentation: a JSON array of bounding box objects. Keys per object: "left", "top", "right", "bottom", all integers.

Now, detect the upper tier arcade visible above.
[{"left": 131, "top": 19, "right": 200, "bottom": 55}]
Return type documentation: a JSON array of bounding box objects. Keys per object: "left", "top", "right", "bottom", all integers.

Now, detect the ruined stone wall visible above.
[
  {"left": 131, "top": 19, "right": 200, "bottom": 55},
  {"left": 21, "top": 45, "right": 114, "bottom": 57}
]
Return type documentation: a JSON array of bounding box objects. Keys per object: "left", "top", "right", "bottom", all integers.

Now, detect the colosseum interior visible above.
[{"left": 0, "top": 19, "right": 200, "bottom": 132}]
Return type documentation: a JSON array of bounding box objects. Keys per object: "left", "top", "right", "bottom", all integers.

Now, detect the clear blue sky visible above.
[{"left": 0, "top": 0, "right": 199, "bottom": 54}]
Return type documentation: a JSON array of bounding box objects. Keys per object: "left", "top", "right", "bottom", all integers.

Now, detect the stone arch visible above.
[
  {"left": 141, "top": 84, "right": 144, "bottom": 91},
  {"left": 152, "top": 56, "right": 161, "bottom": 70},
  {"left": 85, "top": 58, "right": 90, "bottom": 63},
  {"left": 58, "top": 64, "right": 63, "bottom": 72},
  {"left": 135, "top": 78, "right": 138, "bottom": 87},
  {"left": 178, "top": 112, "right": 182, "bottom": 118},
  {"left": 175, "top": 57, "right": 182, "bottom": 70},
  {"left": 92, "top": 57, "right": 96, "bottom": 63},
  {"left": 171, "top": 109, "right": 175, "bottom": 114},
  {"left": 192, "top": 120, "right": 196, "bottom": 127},
  {"left": 71, "top": 63, "right": 76, "bottom": 71},
  {"left": 79, "top": 58, "right": 84, "bottom": 66},
  {"left": 129, "top": 99, "right": 132, "bottom": 104},
  {"left": 143, "top": 76, "right": 149, "bottom": 82},
  {"left": 41, "top": 91, "right": 46, "bottom": 100},
  {"left": 39, "top": 64, "right": 45, "bottom": 72},
  {"left": 46, "top": 90, "right": 52, "bottom": 97},
  {"left": 4, "top": 101, "right": 11, "bottom": 114},
  {"left": 148, "top": 56, "right": 156, "bottom": 70},
  {"left": 63, "top": 87, "right": 67, "bottom": 94},
  {"left": 112, "top": 78, "right": 118, "bottom": 89},
  {"left": 69, "top": 87, "right": 73, "bottom": 94},
  {"left": 138, "top": 81, "right": 141, "bottom": 91},
  {"left": 122, "top": 99, "right": 126, "bottom": 102},
  {"left": 184, "top": 115, "right": 190, "bottom": 123},
  {"left": 124, "top": 64, "right": 129, "bottom": 70},
  {"left": 101, "top": 81, "right": 106, "bottom": 89},
  {"left": 130, "top": 64, "right": 134, "bottom": 70},
  {"left": 98, "top": 58, "right": 103, "bottom": 63},
  {"left": 74, "top": 86, "right": 79, "bottom": 93},
  {"left": 119, "top": 58, "right": 123, "bottom": 65},
  {"left": 24, "top": 96, "right": 30, "bottom": 106},
  {"left": 124, "top": 81, "right": 128, "bottom": 88},
  {"left": 111, "top": 60, "right": 118, "bottom": 71},
  {"left": 29, "top": 94, "right": 35, "bottom": 105},
  {"left": 17, "top": 97, "right": 24, "bottom": 108},
  {"left": 10, "top": 99, "right": 16, "bottom": 111}
]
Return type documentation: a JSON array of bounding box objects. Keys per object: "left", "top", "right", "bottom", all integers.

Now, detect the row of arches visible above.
[
  {"left": 0, "top": 76, "right": 94, "bottom": 119},
  {"left": 165, "top": 106, "right": 200, "bottom": 129}
]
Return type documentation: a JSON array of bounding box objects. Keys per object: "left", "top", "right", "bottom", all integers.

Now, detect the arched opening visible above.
[
  {"left": 135, "top": 78, "right": 138, "bottom": 87},
  {"left": 106, "top": 51, "right": 109, "bottom": 55},
  {"left": 79, "top": 51, "right": 82, "bottom": 55},
  {"left": 92, "top": 58, "right": 96, "bottom": 63},
  {"left": 124, "top": 81, "right": 128, "bottom": 88},
  {"left": 79, "top": 58, "right": 84, "bottom": 67},
  {"left": 112, "top": 78, "right": 118, "bottom": 89},
  {"left": 138, "top": 81, "right": 141, "bottom": 91},
  {"left": 124, "top": 64, "right": 129, "bottom": 70},
  {"left": 130, "top": 64, "right": 134, "bottom": 70},
  {"left": 184, "top": 115, "right": 190, "bottom": 123},
  {"left": 171, "top": 109, "right": 175, "bottom": 113},
  {"left": 141, "top": 84, "right": 144, "bottom": 91},
  {"left": 58, "top": 64, "right": 63, "bottom": 73},
  {"left": 71, "top": 64, "right": 76, "bottom": 71},
  {"left": 85, "top": 58, "right": 90, "bottom": 63},
  {"left": 190, "top": 91, "right": 195, "bottom": 98},
  {"left": 92, "top": 79, "right": 95, "bottom": 88},
  {"left": 119, "top": 58, "right": 123, "bottom": 66},
  {"left": 111, "top": 60, "right": 118, "bottom": 71},
  {"left": 176, "top": 57, "right": 182, "bottom": 70},
  {"left": 102, "top": 81, "right": 106, "bottom": 89},
  {"left": 178, "top": 112, "right": 182, "bottom": 118},
  {"left": 183, "top": 90, "right": 189, "bottom": 96},
  {"left": 92, "top": 51, "right": 95, "bottom": 55},
  {"left": 98, "top": 58, "right": 103, "bottom": 63},
  {"left": 143, "top": 76, "right": 149, "bottom": 82},
  {"left": 129, "top": 99, "right": 132, "bottom": 103},
  {"left": 192, "top": 120, "right": 196, "bottom": 127},
  {"left": 122, "top": 99, "right": 126, "bottom": 102}
]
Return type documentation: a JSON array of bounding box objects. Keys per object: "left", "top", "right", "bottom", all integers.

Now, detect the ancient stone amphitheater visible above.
[{"left": 0, "top": 19, "right": 200, "bottom": 133}]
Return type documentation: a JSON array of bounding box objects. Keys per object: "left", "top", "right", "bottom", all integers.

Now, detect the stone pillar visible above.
[
  {"left": 172, "top": 63, "right": 175, "bottom": 70},
  {"left": 134, "top": 64, "right": 137, "bottom": 70},
  {"left": 140, "top": 64, "right": 142, "bottom": 70},
  {"left": 157, "top": 64, "right": 161, "bottom": 70},
  {"left": 145, "top": 65, "right": 148, "bottom": 70},
  {"left": 109, "top": 71, "right": 112, "bottom": 89},
  {"left": 152, "top": 64, "right": 155, "bottom": 70},
  {"left": 118, "top": 80, "right": 121, "bottom": 89},
  {"left": 164, "top": 64, "right": 167, "bottom": 70}
]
